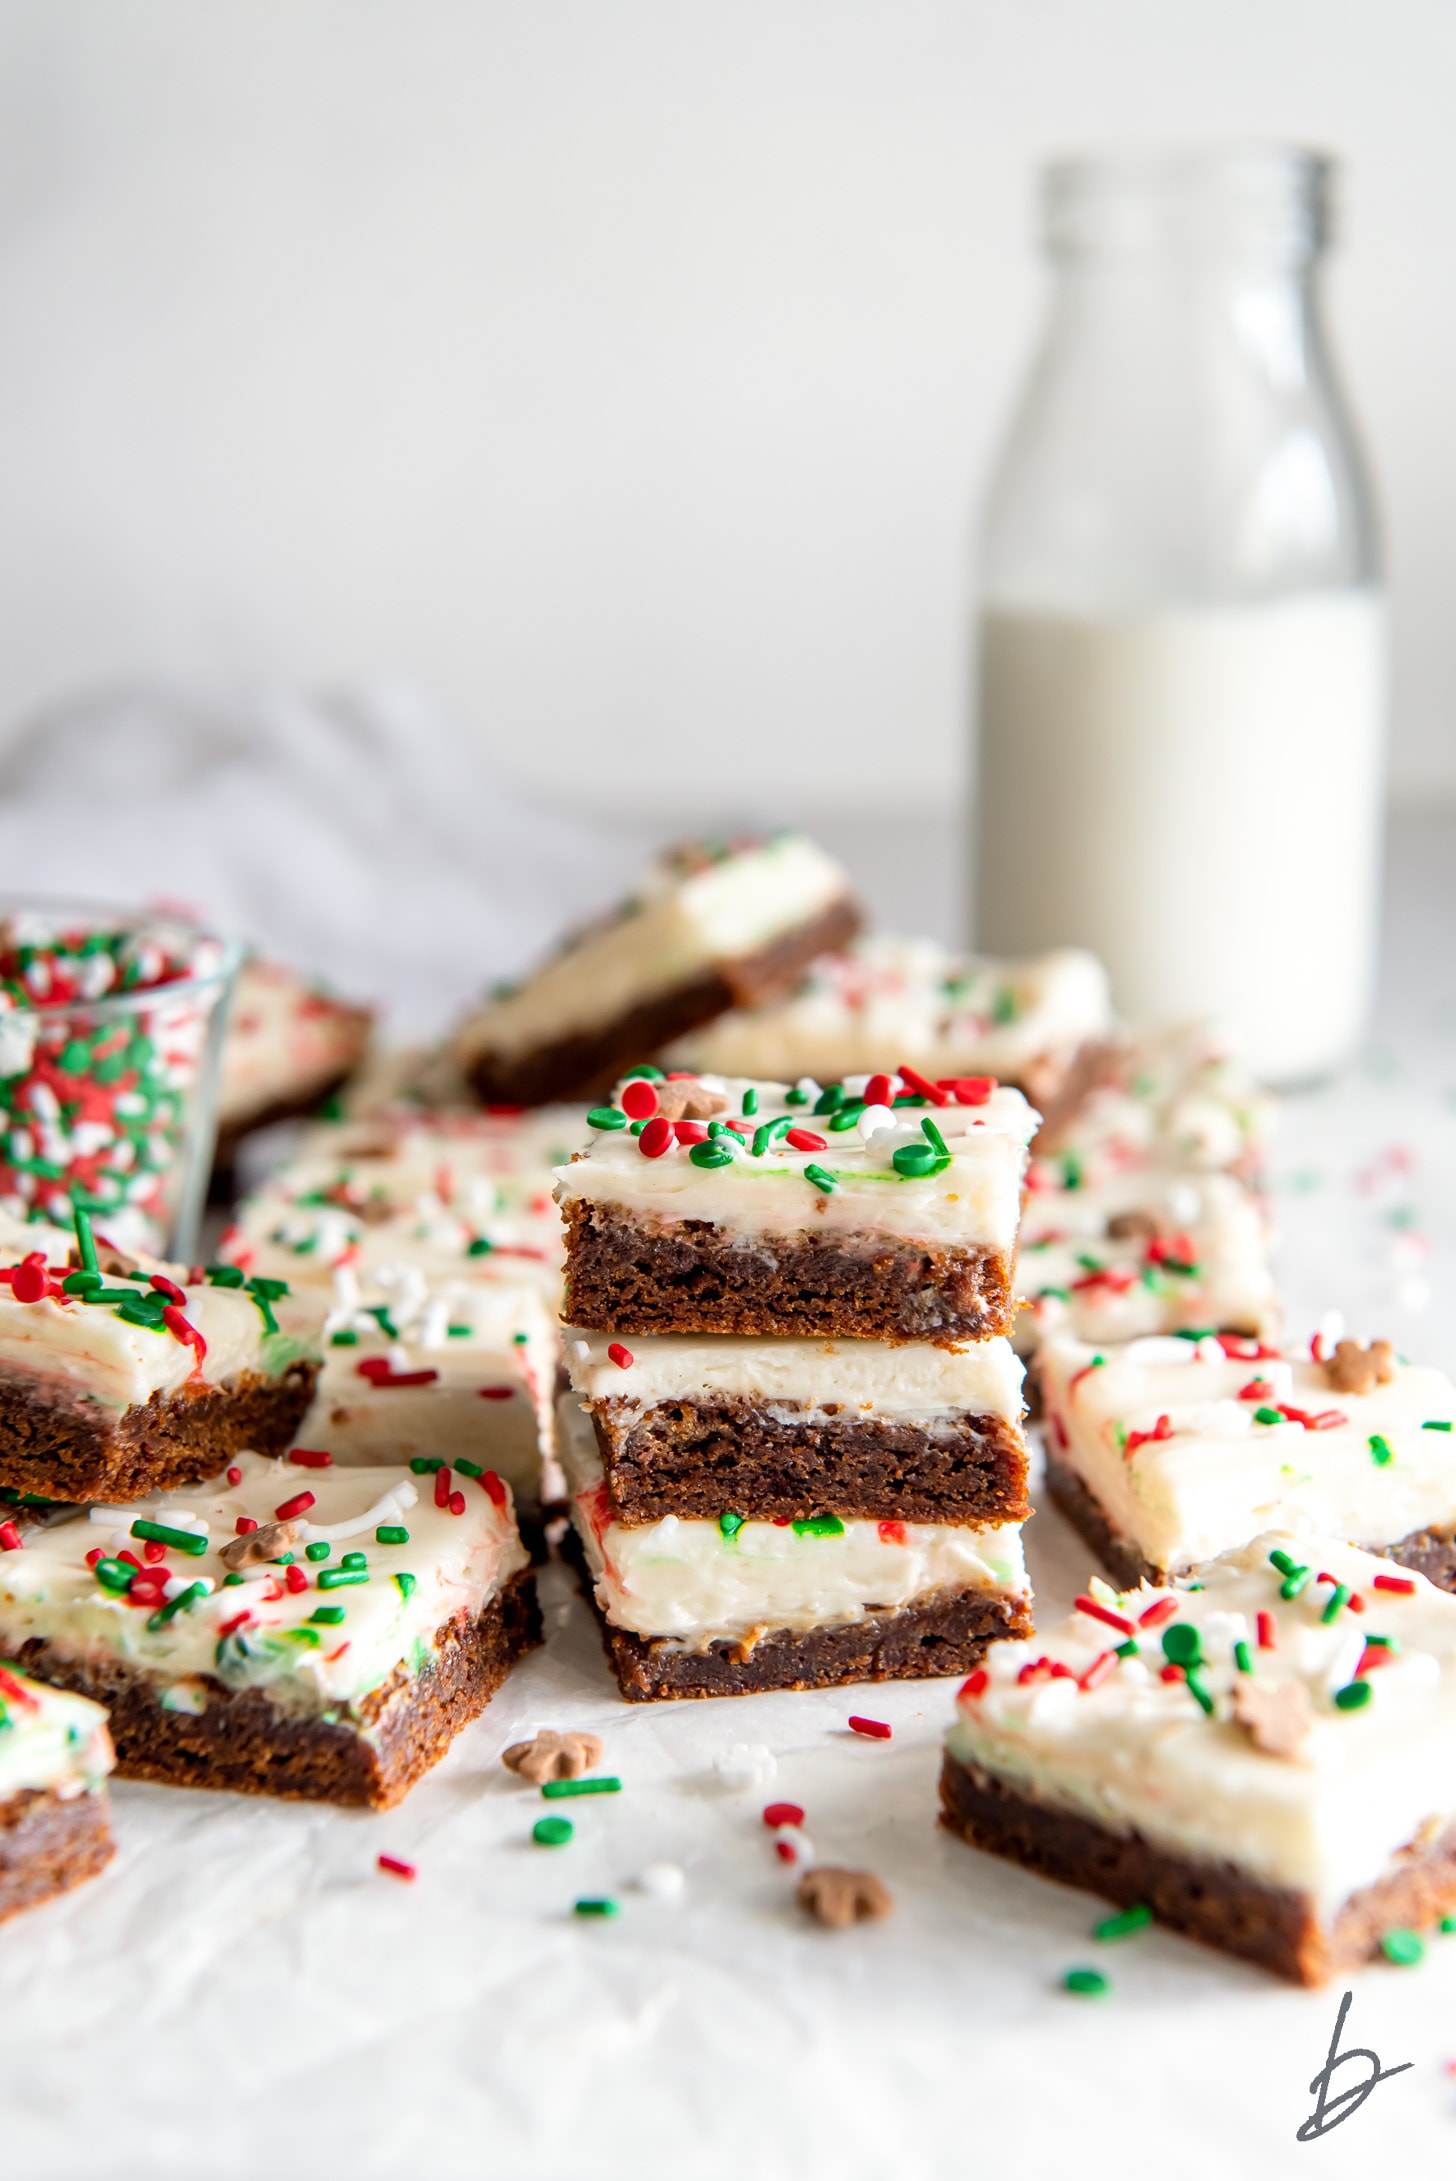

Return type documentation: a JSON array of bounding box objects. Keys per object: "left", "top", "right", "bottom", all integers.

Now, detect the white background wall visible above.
[{"left": 0, "top": 0, "right": 1451, "bottom": 822}]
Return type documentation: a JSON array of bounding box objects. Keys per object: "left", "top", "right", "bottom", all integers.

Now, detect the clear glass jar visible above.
[{"left": 972, "top": 145, "right": 1385, "bottom": 1081}]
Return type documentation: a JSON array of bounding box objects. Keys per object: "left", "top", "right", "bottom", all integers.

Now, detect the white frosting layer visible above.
[
  {"left": 455, "top": 834, "right": 852, "bottom": 1062},
  {"left": 286, "top": 1267, "right": 556, "bottom": 1506},
  {"left": 565, "top": 1326, "right": 1026, "bottom": 1426},
  {"left": 670, "top": 939, "right": 1110, "bottom": 1085},
  {"left": 0, "top": 1450, "right": 528, "bottom": 1712},
  {"left": 1040, "top": 1333, "right": 1456, "bottom": 1576},
  {"left": 0, "top": 1667, "right": 114, "bottom": 1803},
  {"left": 559, "top": 1396, "right": 1026, "bottom": 1644},
  {"left": 0, "top": 1211, "right": 316, "bottom": 1410},
  {"left": 218, "top": 959, "right": 371, "bottom": 1130},
  {"left": 1018, "top": 1168, "right": 1278, "bottom": 1349},
  {"left": 948, "top": 1531, "right": 1456, "bottom": 1913},
  {"left": 555, "top": 1076, "right": 1038, "bottom": 1250}
]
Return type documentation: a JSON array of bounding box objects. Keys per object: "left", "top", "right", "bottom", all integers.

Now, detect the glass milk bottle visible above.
[{"left": 972, "top": 147, "right": 1385, "bottom": 1081}]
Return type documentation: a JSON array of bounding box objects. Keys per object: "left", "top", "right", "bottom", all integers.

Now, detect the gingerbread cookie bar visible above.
[
  {"left": 564, "top": 1327, "right": 1028, "bottom": 1527},
  {"left": 0, "top": 1450, "right": 539, "bottom": 1807},
  {"left": 1039, "top": 1331, "right": 1456, "bottom": 1589},
  {"left": 453, "top": 834, "right": 860, "bottom": 1107},
  {"left": 0, "top": 1666, "right": 115, "bottom": 1925},
  {"left": 558, "top": 1395, "right": 1030, "bottom": 1701},
  {"left": 669, "top": 938, "right": 1110, "bottom": 1111},
  {"left": 0, "top": 1208, "right": 318, "bottom": 1504},
  {"left": 556, "top": 1071, "right": 1038, "bottom": 1343},
  {"left": 213, "top": 958, "right": 373, "bottom": 1170},
  {"left": 942, "top": 1532, "right": 1456, "bottom": 1984}
]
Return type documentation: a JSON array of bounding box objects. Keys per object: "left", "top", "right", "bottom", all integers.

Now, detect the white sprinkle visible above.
[
  {"left": 636, "top": 1862, "right": 686, "bottom": 1901},
  {"left": 712, "top": 1742, "right": 776, "bottom": 1790}
]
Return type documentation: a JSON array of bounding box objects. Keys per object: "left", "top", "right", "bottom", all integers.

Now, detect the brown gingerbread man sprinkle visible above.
[
  {"left": 1106, "top": 1209, "right": 1159, "bottom": 1242},
  {"left": 652, "top": 1078, "right": 729, "bottom": 1124},
  {"left": 1233, "top": 1676, "right": 1314, "bottom": 1760},
  {"left": 218, "top": 1519, "right": 301, "bottom": 1572},
  {"left": 502, "top": 1729, "right": 605, "bottom": 1785},
  {"left": 1325, "top": 1338, "right": 1396, "bottom": 1397},
  {"left": 797, "top": 1867, "right": 893, "bottom": 1928}
]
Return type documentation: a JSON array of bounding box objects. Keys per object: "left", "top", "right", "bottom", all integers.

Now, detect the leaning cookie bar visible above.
[
  {"left": 556, "top": 1071, "right": 1038, "bottom": 1342},
  {"left": 0, "top": 1451, "right": 539, "bottom": 1807},
  {"left": 558, "top": 1395, "right": 1030, "bottom": 1701},
  {"left": 0, "top": 1666, "right": 115, "bottom": 1925},
  {"left": 453, "top": 833, "right": 861, "bottom": 1106},
  {"left": 0, "top": 1209, "right": 319, "bottom": 1504},
  {"left": 941, "top": 1533, "right": 1456, "bottom": 1984}
]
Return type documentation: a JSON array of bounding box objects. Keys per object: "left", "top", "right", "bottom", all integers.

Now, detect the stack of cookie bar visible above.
[{"left": 553, "top": 1063, "right": 1041, "bottom": 1699}]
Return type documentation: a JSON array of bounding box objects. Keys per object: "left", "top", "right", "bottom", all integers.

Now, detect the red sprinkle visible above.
[
  {"left": 1357, "top": 1644, "right": 1393, "bottom": 1676},
  {"left": 1137, "top": 1596, "right": 1178, "bottom": 1629},
  {"left": 848, "top": 1715, "right": 892, "bottom": 1740},
  {"left": 85, "top": 1547, "right": 104, "bottom": 1569},
  {"left": 1159, "top": 1661, "right": 1186, "bottom": 1683},
  {"left": 784, "top": 1128, "right": 827, "bottom": 1152},
  {"left": 0, "top": 1521, "right": 23, "bottom": 1552},
  {"left": 607, "top": 1343, "right": 634, "bottom": 1370},
  {"left": 620, "top": 1079, "right": 659, "bottom": 1121},
  {"left": 448, "top": 1490, "right": 466, "bottom": 1517},
  {"left": 288, "top": 1448, "right": 334, "bottom": 1469},
  {"left": 149, "top": 1274, "right": 186, "bottom": 1307},
  {"left": 1074, "top": 1594, "right": 1135, "bottom": 1636},
  {"left": 863, "top": 1074, "right": 895, "bottom": 1109},
  {"left": 477, "top": 1386, "right": 514, "bottom": 1400},
  {"left": 1216, "top": 1334, "right": 1280, "bottom": 1361},
  {"left": 763, "top": 1802, "right": 805, "bottom": 1829},
  {"left": 143, "top": 1539, "right": 166, "bottom": 1564},
  {"left": 958, "top": 1668, "right": 990, "bottom": 1700},
  {"left": 637, "top": 1115, "right": 673, "bottom": 1159},
  {"left": 377, "top": 1854, "right": 416, "bottom": 1882},
  {"left": 217, "top": 1610, "right": 253, "bottom": 1638},
  {"left": 673, "top": 1120, "right": 708, "bottom": 1145},
  {"left": 0, "top": 1666, "right": 38, "bottom": 1707},
  {"left": 1018, "top": 1657, "right": 1075, "bottom": 1686},
  {"left": 1078, "top": 1650, "right": 1119, "bottom": 1692},
  {"left": 480, "top": 1470, "right": 507, "bottom": 1507},
  {"left": 273, "top": 1491, "right": 315, "bottom": 1521},
  {"left": 235, "top": 1516, "right": 259, "bottom": 1535},
  {"left": 896, "top": 1064, "right": 947, "bottom": 1105},
  {"left": 774, "top": 1838, "right": 799, "bottom": 1864},
  {"left": 8, "top": 1260, "right": 48, "bottom": 1304},
  {"left": 877, "top": 1519, "right": 907, "bottom": 1546},
  {"left": 1238, "top": 1378, "right": 1274, "bottom": 1402},
  {"left": 942, "top": 1076, "right": 996, "bottom": 1105},
  {"left": 1257, "top": 1610, "right": 1277, "bottom": 1650},
  {"left": 284, "top": 1563, "right": 308, "bottom": 1594},
  {"left": 226, "top": 1467, "right": 243, "bottom": 1486},
  {"left": 117, "top": 1550, "right": 143, "bottom": 1571},
  {"left": 1124, "top": 1413, "right": 1174, "bottom": 1456},
  {"left": 357, "top": 1358, "right": 440, "bottom": 1390},
  {"left": 1347, "top": 1593, "right": 1365, "bottom": 1614},
  {"left": 161, "top": 1306, "right": 207, "bottom": 1362},
  {"left": 1373, "top": 1573, "right": 1417, "bottom": 1595},
  {"left": 434, "top": 1467, "right": 453, "bottom": 1509}
]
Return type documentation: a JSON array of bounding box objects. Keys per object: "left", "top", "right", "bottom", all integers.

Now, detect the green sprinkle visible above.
[
  {"left": 533, "top": 1817, "right": 573, "bottom": 1847},
  {"left": 1441, "top": 1915, "right": 1456, "bottom": 1934},
  {"left": 804, "top": 1164, "right": 837, "bottom": 1194},
  {"left": 1423, "top": 1419, "right": 1453, "bottom": 1432},
  {"left": 304, "top": 1540, "right": 331, "bottom": 1562},
  {"left": 1253, "top": 1406, "right": 1284, "bottom": 1427},
  {"left": 1233, "top": 1640, "right": 1253, "bottom": 1674},
  {"left": 812, "top": 1085, "right": 845, "bottom": 1114},
  {"left": 455, "top": 1458, "right": 484, "bottom": 1478},
  {"left": 1063, "top": 1968, "right": 1109, "bottom": 1997},
  {"left": 719, "top": 1511, "right": 745, "bottom": 1541},
  {"left": 1381, "top": 1929, "right": 1425, "bottom": 1967},
  {"left": 689, "top": 1142, "right": 734, "bottom": 1169},
  {"left": 574, "top": 1898, "right": 618, "bottom": 1917},
  {"left": 1093, "top": 1903, "right": 1152, "bottom": 1942},
  {"left": 61, "top": 1270, "right": 103, "bottom": 1297},
  {"left": 376, "top": 1525, "right": 410, "bottom": 1546},
  {"left": 542, "top": 1776, "right": 621, "bottom": 1800},
  {"left": 784, "top": 1085, "right": 808, "bottom": 1106},
  {"left": 792, "top": 1513, "right": 845, "bottom": 1538},
  {"left": 309, "top": 1605, "right": 346, "bottom": 1625},
  {"left": 71, "top": 1200, "right": 99, "bottom": 1276},
  {"left": 93, "top": 1558, "right": 134, "bottom": 1594},
  {"left": 742, "top": 1087, "right": 758, "bottom": 1116},
  {"left": 827, "top": 1103, "right": 865, "bottom": 1133},
  {"left": 341, "top": 1550, "right": 367, "bottom": 1571},
  {"left": 146, "top": 1582, "right": 207, "bottom": 1632},
  {"left": 1334, "top": 1680, "right": 1373, "bottom": 1711},
  {"left": 1321, "top": 1583, "right": 1351, "bottom": 1624},
  {"left": 1280, "top": 1566, "right": 1314, "bottom": 1600},
  {"left": 1268, "top": 1549, "right": 1300, "bottom": 1577},
  {"left": 892, "top": 1144, "right": 950, "bottom": 1178},
  {"left": 587, "top": 1106, "right": 628, "bottom": 1131},
  {"left": 620, "top": 1065, "right": 664, "bottom": 1082},
  {"left": 330, "top": 1329, "right": 359, "bottom": 1346},
  {"left": 447, "top": 1324, "right": 471, "bottom": 1338},
  {"left": 410, "top": 1457, "right": 446, "bottom": 1473},
  {"left": 751, "top": 1124, "right": 773, "bottom": 1158},
  {"left": 1115, "top": 1639, "right": 1139, "bottom": 1660},
  {"left": 130, "top": 1519, "right": 208, "bottom": 1557},
  {"left": 222, "top": 1571, "right": 244, "bottom": 1587},
  {"left": 205, "top": 1263, "right": 246, "bottom": 1287},
  {"left": 1061, "top": 1154, "right": 1083, "bottom": 1191},
  {"left": 920, "top": 1116, "right": 948, "bottom": 1156},
  {"left": 1184, "top": 1666, "right": 1214, "bottom": 1714},
  {"left": 1363, "top": 1633, "right": 1398, "bottom": 1652},
  {"left": 317, "top": 1566, "right": 368, "bottom": 1590},
  {"left": 1161, "top": 1623, "right": 1202, "bottom": 1667},
  {"left": 466, "top": 1237, "right": 493, "bottom": 1256},
  {"left": 394, "top": 1572, "right": 416, "bottom": 1600},
  {"left": 1369, "top": 1434, "right": 1394, "bottom": 1466}
]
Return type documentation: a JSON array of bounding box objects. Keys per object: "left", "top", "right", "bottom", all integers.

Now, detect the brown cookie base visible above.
[
  {"left": 589, "top": 1396, "right": 1030, "bottom": 1527},
  {"left": 11, "top": 1568, "right": 541, "bottom": 1809},
  {"left": 0, "top": 1359, "right": 321, "bottom": 1507},
  {"left": 562, "top": 1524, "right": 1030, "bottom": 1699},
  {"left": 561, "top": 1200, "right": 1015, "bottom": 1343},
  {"left": 0, "top": 1784, "right": 114, "bottom": 1925},
  {"left": 939, "top": 1750, "right": 1456, "bottom": 1986},
  {"left": 464, "top": 893, "right": 862, "bottom": 1108},
  {"left": 1046, "top": 1446, "right": 1456, "bottom": 1598}
]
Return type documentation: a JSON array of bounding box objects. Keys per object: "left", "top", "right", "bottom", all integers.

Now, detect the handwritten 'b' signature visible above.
[{"left": 1297, "top": 1990, "right": 1412, "bottom": 2141}]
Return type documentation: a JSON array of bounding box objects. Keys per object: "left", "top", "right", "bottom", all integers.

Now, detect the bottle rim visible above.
[{"left": 1041, "top": 142, "right": 1337, "bottom": 264}]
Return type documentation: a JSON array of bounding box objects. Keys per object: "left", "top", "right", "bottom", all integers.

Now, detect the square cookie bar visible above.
[
  {"left": 556, "top": 1072, "right": 1038, "bottom": 1342},
  {"left": 559, "top": 1395, "right": 1031, "bottom": 1701},
  {"left": 454, "top": 833, "right": 860, "bottom": 1106},
  {"left": 0, "top": 1209, "right": 318, "bottom": 1504},
  {"left": 0, "top": 1451, "right": 539, "bottom": 1807},
  {"left": 0, "top": 1666, "right": 115, "bottom": 1925},
  {"left": 1039, "top": 1331, "right": 1456, "bottom": 1588},
  {"left": 564, "top": 1327, "right": 1028, "bottom": 1527},
  {"left": 941, "top": 1533, "right": 1456, "bottom": 1984}
]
